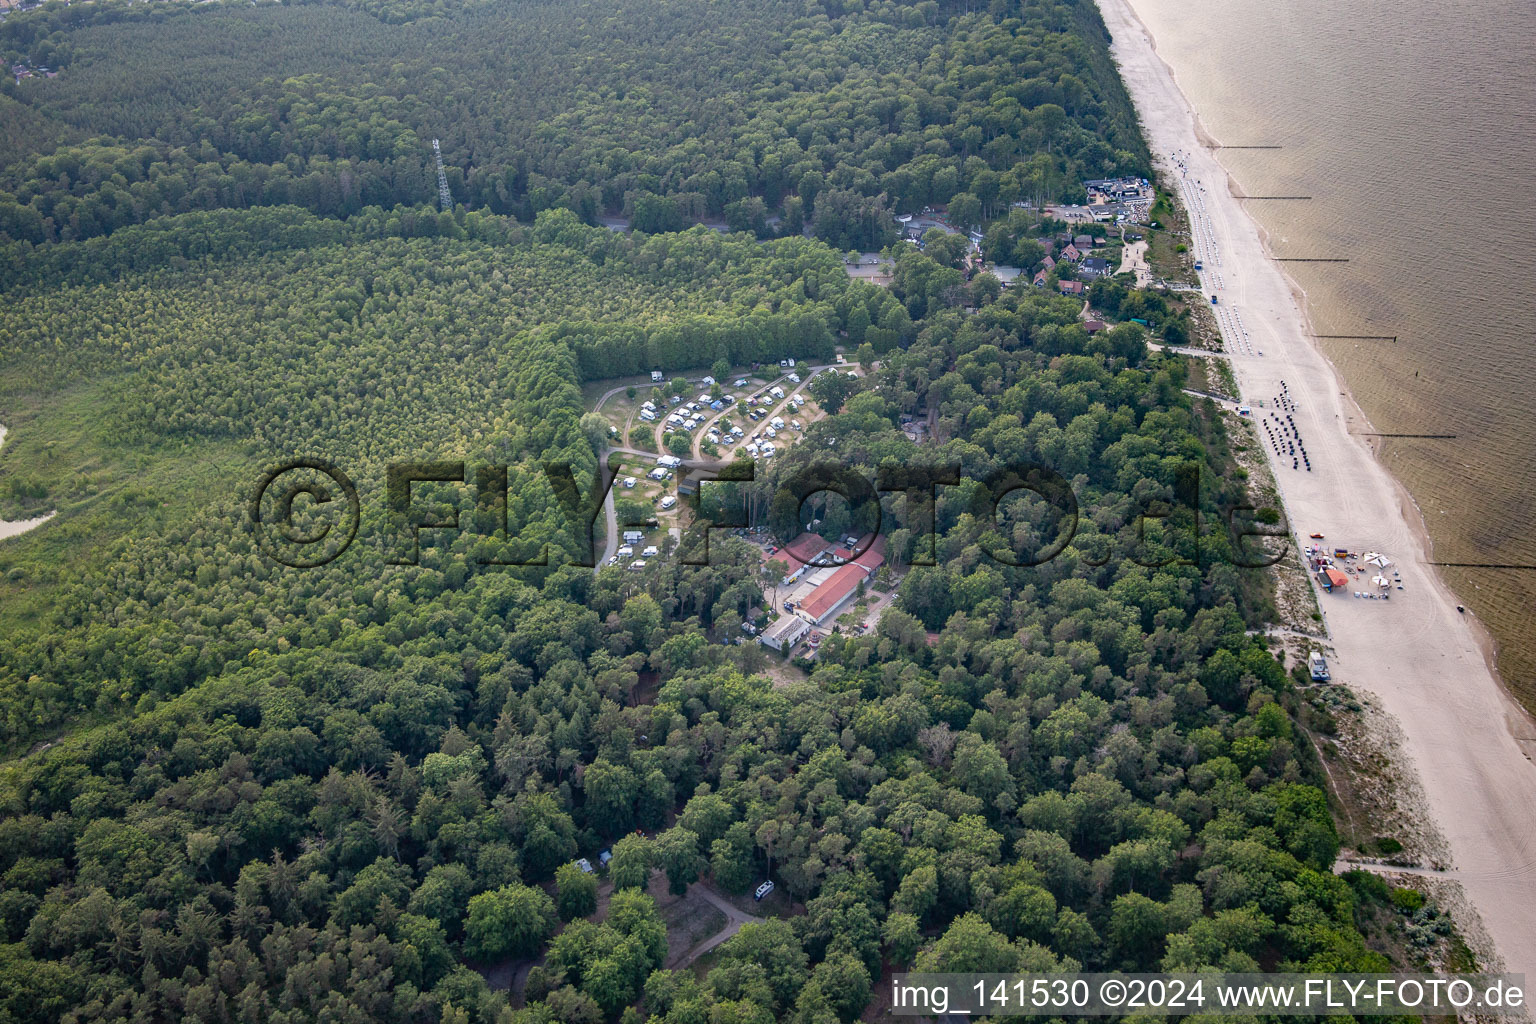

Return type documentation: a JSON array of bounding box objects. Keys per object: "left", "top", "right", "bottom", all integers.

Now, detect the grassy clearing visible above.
[
  {"left": 1145, "top": 188, "right": 1197, "bottom": 285},
  {"left": 659, "top": 891, "right": 728, "bottom": 965},
  {"left": 0, "top": 378, "right": 247, "bottom": 635}
]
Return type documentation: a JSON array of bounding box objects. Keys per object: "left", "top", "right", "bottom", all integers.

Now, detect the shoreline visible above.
[
  {"left": 1094, "top": 0, "right": 1536, "bottom": 977},
  {"left": 1243, "top": 211, "right": 1514, "bottom": 688}
]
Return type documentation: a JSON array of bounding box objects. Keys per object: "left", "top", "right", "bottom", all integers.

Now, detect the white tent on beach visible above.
[
  {"left": 1364, "top": 553, "right": 1392, "bottom": 568},
  {"left": 1372, "top": 574, "right": 1391, "bottom": 588}
]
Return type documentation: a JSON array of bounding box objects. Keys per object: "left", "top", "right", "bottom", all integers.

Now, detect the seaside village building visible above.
[
  {"left": 1082, "top": 177, "right": 1154, "bottom": 221},
  {"left": 758, "top": 533, "right": 886, "bottom": 650}
]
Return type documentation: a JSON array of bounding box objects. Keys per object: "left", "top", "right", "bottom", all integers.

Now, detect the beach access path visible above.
[{"left": 1098, "top": 0, "right": 1536, "bottom": 976}]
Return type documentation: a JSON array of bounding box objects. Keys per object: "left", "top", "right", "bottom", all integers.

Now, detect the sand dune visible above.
[{"left": 1097, "top": 0, "right": 1536, "bottom": 976}]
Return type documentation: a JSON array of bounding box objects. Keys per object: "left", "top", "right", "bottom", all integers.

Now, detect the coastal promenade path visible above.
[{"left": 1100, "top": 0, "right": 1536, "bottom": 976}]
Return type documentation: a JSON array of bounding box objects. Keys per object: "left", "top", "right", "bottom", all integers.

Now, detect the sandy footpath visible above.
[
  {"left": 0, "top": 425, "right": 57, "bottom": 541},
  {"left": 1095, "top": 0, "right": 1536, "bottom": 976}
]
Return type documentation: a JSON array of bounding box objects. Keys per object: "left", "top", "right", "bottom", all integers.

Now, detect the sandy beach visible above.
[{"left": 1095, "top": 0, "right": 1536, "bottom": 976}]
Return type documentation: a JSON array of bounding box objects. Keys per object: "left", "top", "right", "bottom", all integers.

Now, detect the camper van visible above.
[
  {"left": 659, "top": 495, "right": 677, "bottom": 510},
  {"left": 1308, "top": 652, "right": 1330, "bottom": 682}
]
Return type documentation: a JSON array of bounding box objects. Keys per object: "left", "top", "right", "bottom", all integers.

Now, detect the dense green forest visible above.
[
  {"left": 0, "top": 0, "right": 1146, "bottom": 248},
  {"left": 0, "top": 0, "right": 1422, "bottom": 1021}
]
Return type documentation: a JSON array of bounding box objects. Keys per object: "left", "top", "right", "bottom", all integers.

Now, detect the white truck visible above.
[{"left": 1308, "top": 651, "right": 1330, "bottom": 682}]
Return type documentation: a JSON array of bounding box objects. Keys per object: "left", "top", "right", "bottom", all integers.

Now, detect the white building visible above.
[{"left": 759, "top": 614, "right": 810, "bottom": 651}]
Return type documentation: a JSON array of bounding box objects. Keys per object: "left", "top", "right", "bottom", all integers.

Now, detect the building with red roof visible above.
[
  {"left": 777, "top": 532, "right": 831, "bottom": 568},
  {"left": 852, "top": 534, "right": 886, "bottom": 571},
  {"left": 796, "top": 564, "right": 869, "bottom": 625},
  {"left": 792, "top": 534, "right": 887, "bottom": 626}
]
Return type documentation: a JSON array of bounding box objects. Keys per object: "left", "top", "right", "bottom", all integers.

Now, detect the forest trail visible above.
[{"left": 667, "top": 883, "right": 765, "bottom": 969}]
